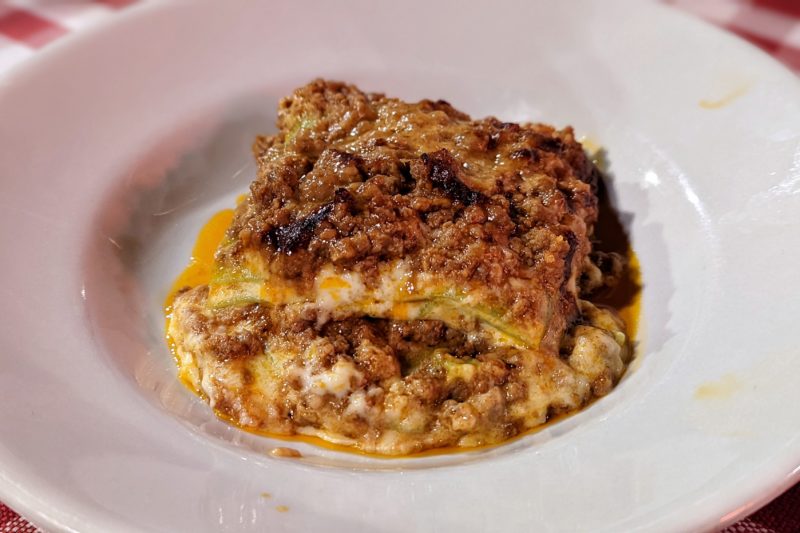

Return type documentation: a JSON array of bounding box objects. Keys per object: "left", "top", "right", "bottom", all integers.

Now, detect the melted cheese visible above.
[
  {"left": 294, "top": 359, "right": 365, "bottom": 398},
  {"left": 314, "top": 267, "right": 366, "bottom": 310}
]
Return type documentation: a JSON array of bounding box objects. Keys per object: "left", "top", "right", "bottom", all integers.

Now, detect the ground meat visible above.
[
  {"left": 223, "top": 79, "right": 601, "bottom": 352},
  {"left": 168, "top": 80, "right": 631, "bottom": 455}
]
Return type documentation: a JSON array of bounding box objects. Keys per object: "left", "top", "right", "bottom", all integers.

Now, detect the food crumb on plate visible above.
[{"left": 270, "top": 447, "right": 303, "bottom": 458}]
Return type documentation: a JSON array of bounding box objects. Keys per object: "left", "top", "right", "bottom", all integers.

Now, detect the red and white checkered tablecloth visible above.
[{"left": 0, "top": 1, "right": 798, "bottom": 532}]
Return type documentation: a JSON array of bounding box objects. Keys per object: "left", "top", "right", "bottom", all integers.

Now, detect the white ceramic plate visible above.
[{"left": 1, "top": 1, "right": 799, "bottom": 531}]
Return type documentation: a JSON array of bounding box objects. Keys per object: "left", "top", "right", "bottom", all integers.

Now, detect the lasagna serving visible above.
[{"left": 168, "top": 80, "right": 631, "bottom": 455}]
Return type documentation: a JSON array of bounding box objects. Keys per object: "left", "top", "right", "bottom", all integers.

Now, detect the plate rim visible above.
[{"left": 0, "top": 1, "right": 799, "bottom": 532}]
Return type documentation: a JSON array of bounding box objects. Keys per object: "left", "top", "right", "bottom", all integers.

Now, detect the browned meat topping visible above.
[{"left": 168, "top": 80, "right": 631, "bottom": 455}]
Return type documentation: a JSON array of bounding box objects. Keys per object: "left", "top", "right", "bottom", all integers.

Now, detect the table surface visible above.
[{"left": 0, "top": 1, "right": 798, "bottom": 532}]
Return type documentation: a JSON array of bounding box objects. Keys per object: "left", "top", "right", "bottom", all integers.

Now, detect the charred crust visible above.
[
  {"left": 535, "top": 135, "right": 564, "bottom": 153},
  {"left": 267, "top": 188, "right": 352, "bottom": 254},
  {"left": 557, "top": 186, "right": 577, "bottom": 214},
  {"left": 561, "top": 231, "right": 579, "bottom": 293},
  {"left": 397, "top": 161, "right": 416, "bottom": 194},
  {"left": 267, "top": 202, "right": 333, "bottom": 253},
  {"left": 421, "top": 149, "right": 486, "bottom": 206},
  {"left": 504, "top": 192, "right": 525, "bottom": 223},
  {"left": 333, "top": 187, "right": 354, "bottom": 205}
]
